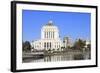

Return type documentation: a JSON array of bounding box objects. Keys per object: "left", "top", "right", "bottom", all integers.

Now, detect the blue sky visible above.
[{"left": 22, "top": 10, "right": 91, "bottom": 42}]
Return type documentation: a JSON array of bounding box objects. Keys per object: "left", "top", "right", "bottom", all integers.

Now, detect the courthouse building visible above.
[{"left": 31, "top": 20, "right": 71, "bottom": 51}]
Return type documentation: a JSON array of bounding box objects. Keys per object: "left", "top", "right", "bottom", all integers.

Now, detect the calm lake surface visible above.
[{"left": 23, "top": 51, "right": 90, "bottom": 63}]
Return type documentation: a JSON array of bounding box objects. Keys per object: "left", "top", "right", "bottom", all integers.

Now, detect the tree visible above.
[
  {"left": 73, "top": 39, "right": 86, "bottom": 51},
  {"left": 61, "top": 47, "right": 65, "bottom": 51},
  {"left": 87, "top": 44, "right": 91, "bottom": 51},
  {"left": 67, "top": 46, "right": 71, "bottom": 49},
  {"left": 23, "top": 41, "right": 31, "bottom": 52}
]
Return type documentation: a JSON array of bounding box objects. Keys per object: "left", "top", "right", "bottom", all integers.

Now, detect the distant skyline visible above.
[{"left": 22, "top": 10, "right": 91, "bottom": 42}]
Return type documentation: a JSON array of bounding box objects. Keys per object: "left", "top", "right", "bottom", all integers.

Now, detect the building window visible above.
[
  {"left": 55, "top": 45, "right": 56, "bottom": 48},
  {"left": 50, "top": 32, "right": 51, "bottom": 39},
  {"left": 51, "top": 32, "right": 53, "bottom": 38},
  {"left": 51, "top": 32, "right": 52, "bottom": 39},
  {"left": 47, "top": 42, "right": 49, "bottom": 48},
  {"left": 44, "top": 32, "right": 46, "bottom": 38},
  {"left": 47, "top": 32, "right": 48, "bottom": 39},
  {"left": 50, "top": 42, "right": 51, "bottom": 48},
  {"left": 45, "top": 31, "right": 48, "bottom": 39},
  {"left": 53, "top": 32, "right": 54, "bottom": 39},
  {"left": 44, "top": 42, "right": 46, "bottom": 48}
]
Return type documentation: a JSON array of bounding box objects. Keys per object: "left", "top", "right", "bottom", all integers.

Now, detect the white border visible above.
[{"left": 16, "top": 3, "right": 96, "bottom": 70}]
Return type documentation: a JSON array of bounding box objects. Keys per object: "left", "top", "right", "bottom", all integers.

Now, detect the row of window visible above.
[
  {"left": 33, "top": 42, "right": 61, "bottom": 49},
  {"left": 44, "top": 42, "right": 61, "bottom": 49},
  {"left": 44, "top": 31, "right": 55, "bottom": 39},
  {"left": 44, "top": 42, "right": 51, "bottom": 48}
]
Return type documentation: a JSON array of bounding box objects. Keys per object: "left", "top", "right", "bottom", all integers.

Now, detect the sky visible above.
[{"left": 22, "top": 10, "right": 91, "bottom": 42}]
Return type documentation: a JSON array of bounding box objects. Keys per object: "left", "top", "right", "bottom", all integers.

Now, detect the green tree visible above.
[
  {"left": 67, "top": 46, "right": 71, "bottom": 49},
  {"left": 23, "top": 41, "right": 31, "bottom": 52},
  {"left": 73, "top": 39, "right": 86, "bottom": 51}
]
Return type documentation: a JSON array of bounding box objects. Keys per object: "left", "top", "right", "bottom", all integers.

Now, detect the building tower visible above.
[
  {"left": 40, "top": 20, "right": 62, "bottom": 51},
  {"left": 63, "top": 37, "right": 71, "bottom": 48}
]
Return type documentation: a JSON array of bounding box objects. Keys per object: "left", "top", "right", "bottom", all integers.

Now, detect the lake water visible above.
[{"left": 23, "top": 51, "right": 90, "bottom": 63}]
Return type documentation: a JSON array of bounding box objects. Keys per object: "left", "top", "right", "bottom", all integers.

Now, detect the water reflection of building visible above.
[{"left": 31, "top": 21, "right": 63, "bottom": 51}]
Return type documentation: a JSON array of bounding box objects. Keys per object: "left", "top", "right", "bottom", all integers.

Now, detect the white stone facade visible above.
[{"left": 31, "top": 21, "right": 63, "bottom": 51}]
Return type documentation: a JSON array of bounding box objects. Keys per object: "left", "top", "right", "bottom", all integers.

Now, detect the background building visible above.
[{"left": 63, "top": 37, "right": 71, "bottom": 48}]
